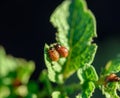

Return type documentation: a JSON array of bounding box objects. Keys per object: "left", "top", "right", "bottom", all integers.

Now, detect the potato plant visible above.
[{"left": 0, "top": 0, "right": 120, "bottom": 98}]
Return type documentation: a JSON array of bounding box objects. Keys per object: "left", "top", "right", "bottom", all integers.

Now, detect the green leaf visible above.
[
  {"left": 16, "top": 60, "right": 35, "bottom": 84},
  {"left": 77, "top": 66, "right": 98, "bottom": 98},
  {"left": 101, "top": 83, "right": 119, "bottom": 98},
  {"left": 104, "top": 57, "right": 120, "bottom": 75},
  {"left": 76, "top": 81, "right": 95, "bottom": 98},
  {"left": 77, "top": 66, "right": 98, "bottom": 84},
  {"left": 44, "top": 44, "right": 64, "bottom": 83},
  {"left": 99, "top": 57, "right": 120, "bottom": 98},
  {"left": 50, "top": 0, "right": 97, "bottom": 77},
  {"left": 44, "top": 0, "right": 97, "bottom": 83}
]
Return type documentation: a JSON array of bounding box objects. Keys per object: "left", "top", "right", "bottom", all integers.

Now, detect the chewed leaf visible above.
[
  {"left": 50, "top": 0, "right": 97, "bottom": 79},
  {"left": 76, "top": 66, "right": 98, "bottom": 98},
  {"left": 76, "top": 81, "right": 95, "bottom": 98}
]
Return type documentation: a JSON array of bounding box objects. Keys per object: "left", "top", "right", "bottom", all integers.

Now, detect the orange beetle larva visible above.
[
  {"left": 54, "top": 44, "right": 68, "bottom": 58},
  {"left": 105, "top": 73, "right": 120, "bottom": 82},
  {"left": 104, "top": 73, "right": 120, "bottom": 87},
  {"left": 48, "top": 47, "right": 60, "bottom": 61}
]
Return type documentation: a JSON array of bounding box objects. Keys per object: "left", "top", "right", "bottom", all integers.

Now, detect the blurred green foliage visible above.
[{"left": 0, "top": 46, "right": 37, "bottom": 98}]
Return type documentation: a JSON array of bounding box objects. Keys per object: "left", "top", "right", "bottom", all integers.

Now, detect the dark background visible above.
[{"left": 0, "top": 0, "right": 120, "bottom": 94}]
